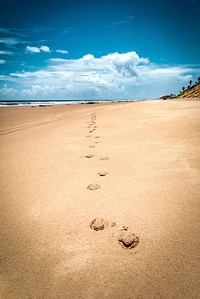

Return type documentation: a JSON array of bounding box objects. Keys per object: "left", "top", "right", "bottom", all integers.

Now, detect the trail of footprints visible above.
[
  {"left": 83, "top": 112, "right": 139, "bottom": 249},
  {"left": 85, "top": 112, "right": 108, "bottom": 191}
]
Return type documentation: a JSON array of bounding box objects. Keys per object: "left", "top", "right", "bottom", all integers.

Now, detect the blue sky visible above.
[{"left": 0, "top": 0, "right": 199, "bottom": 100}]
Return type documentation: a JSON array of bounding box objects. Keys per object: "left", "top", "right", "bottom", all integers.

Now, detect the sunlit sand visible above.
[{"left": 0, "top": 100, "right": 200, "bottom": 298}]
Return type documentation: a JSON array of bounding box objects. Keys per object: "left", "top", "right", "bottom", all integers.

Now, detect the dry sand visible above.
[{"left": 0, "top": 100, "right": 200, "bottom": 299}]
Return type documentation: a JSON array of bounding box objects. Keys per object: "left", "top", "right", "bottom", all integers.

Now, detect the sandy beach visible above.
[{"left": 0, "top": 100, "right": 200, "bottom": 299}]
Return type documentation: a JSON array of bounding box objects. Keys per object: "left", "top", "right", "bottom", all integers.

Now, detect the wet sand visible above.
[{"left": 0, "top": 100, "right": 200, "bottom": 298}]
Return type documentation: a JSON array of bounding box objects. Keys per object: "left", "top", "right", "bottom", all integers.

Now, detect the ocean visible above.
[{"left": 0, "top": 99, "right": 142, "bottom": 107}]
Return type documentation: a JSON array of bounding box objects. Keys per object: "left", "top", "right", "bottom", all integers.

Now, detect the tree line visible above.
[{"left": 180, "top": 77, "right": 200, "bottom": 94}]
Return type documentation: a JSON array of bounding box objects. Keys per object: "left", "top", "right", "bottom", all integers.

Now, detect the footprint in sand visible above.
[
  {"left": 86, "top": 135, "right": 92, "bottom": 137},
  {"left": 97, "top": 172, "right": 108, "bottom": 176},
  {"left": 100, "top": 157, "right": 109, "bottom": 160},
  {"left": 118, "top": 227, "right": 139, "bottom": 249},
  {"left": 87, "top": 184, "right": 100, "bottom": 190},
  {"left": 85, "top": 154, "right": 94, "bottom": 158},
  {"left": 95, "top": 136, "right": 100, "bottom": 138},
  {"left": 89, "top": 145, "right": 95, "bottom": 148},
  {"left": 90, "top": 218, "right": 108, "bottom": 231},
  {"left": 95, "top": 141, "right": 99, "bottom": 144}
]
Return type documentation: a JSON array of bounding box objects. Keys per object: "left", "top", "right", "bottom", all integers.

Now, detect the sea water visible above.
[{"left": 0, "top": 99, "right": 141, "bottom": 107}]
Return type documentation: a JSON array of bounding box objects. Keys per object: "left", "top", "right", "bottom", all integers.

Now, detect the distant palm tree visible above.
[
  {"left": 187, "top": 85, "right": 190, "bottom": 89},
  {"left": 189, "top": 80, "right": 192, "bottom": 86},
  {"left": 198, "top": 77, "right": 200, "bottom": 82},
  {"left": 182, "top": 87, "right": 185, "bottom": 92}
]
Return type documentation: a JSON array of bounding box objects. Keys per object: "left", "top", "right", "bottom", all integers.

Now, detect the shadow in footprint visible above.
[
  {"left": 87, "top": 184, "right": 100, "bottom": 190},
  {"left": 100, "top": 157, "right": 109, "bottom": 160},
  {"left": 85, "top": 155, "right": 94, "bottom": 158},
  {"left": 97, "top": 172, "right": 108, "bottom": 176}
]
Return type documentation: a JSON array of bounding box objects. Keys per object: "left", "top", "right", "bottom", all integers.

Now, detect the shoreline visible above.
[{"left": 0, "top": 98, "right": 156, "bottom": 107}]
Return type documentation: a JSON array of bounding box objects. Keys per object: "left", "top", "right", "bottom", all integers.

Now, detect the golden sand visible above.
[{"left": 0, "top": 100, "right": 200, "bottom": 298}]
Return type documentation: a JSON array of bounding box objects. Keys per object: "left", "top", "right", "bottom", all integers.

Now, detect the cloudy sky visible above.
[{"left": 0, "top": 0, "right": 200, "bottom": 100}]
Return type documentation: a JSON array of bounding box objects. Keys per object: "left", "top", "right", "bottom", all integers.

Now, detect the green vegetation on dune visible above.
[
  {"left": 176, "top": 79, "right": 200, "bottom": 99},
  {"left": 161, "top": 78, "right": 200, "bottom": 100}
]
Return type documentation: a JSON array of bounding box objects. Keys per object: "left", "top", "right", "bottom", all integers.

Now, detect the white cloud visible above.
[
  {"left": 0, "top": 59, "right": 6, "bottom": 64},
  {"left": 26, "top": 45, "right": 51, "bottom": 53},
  {"left": 8, "top": 51, "right": 146, "bottom": 97},
  {"left": 106, "top": 16, "right": 134, "bottom": 27},
  {"left": 26, "top": 46, "right": 41, "bottom": 53},
  {"left": 56, "top": 49, "right": 69, "bottom": 54},
  {"left": 0, "top": 50, "right": 14, "bottom": 55},
  {"left": 20, "top": 85, "right": 59, "bottom": 97},
  {"left": 29, "top": 25, "right": 54, "bottom": 33},
  {"left": 40, "top": 45, "right": 50, "bottom": 53},
  {"left": 0, "top": 27, "right": 26, "bottom": 38},
  {"left": 0, "top": 84, "right": 18, "bottom": 96},
  {"left": 1, "top": 51, "right": 200, "bottom": 100},
  {"left": 0, "top": 37, "right": 19, "bottom": 45},
  {"left": 49, "top": 52, "right": 148, "bottom": 77}
]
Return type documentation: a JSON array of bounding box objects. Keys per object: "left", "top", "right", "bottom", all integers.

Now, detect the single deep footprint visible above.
[
  {"left": 90, "top": 218, "right": 108, "bottom": 231},
  {"left": 89, "top": 145, "right": 95, "bottom": 148},
  {"left": 118, "top": 227, "right": 139, "bottom": 249},
  {"left": 87, "top": 184, "right": 100, "bottom": 190},
  {"left": 97, "top": 172, "right": 108, "bottom": 176},
  {"left": 85, "top": 154, "right": 94, "bottom": 158},
  {"left": 95, "top": 136, "right": 100, "bottom": 138}
]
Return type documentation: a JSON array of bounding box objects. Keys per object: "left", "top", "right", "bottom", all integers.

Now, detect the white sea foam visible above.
[{"left": 0, "top": 99, "right": 144, "bottom": 107}]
